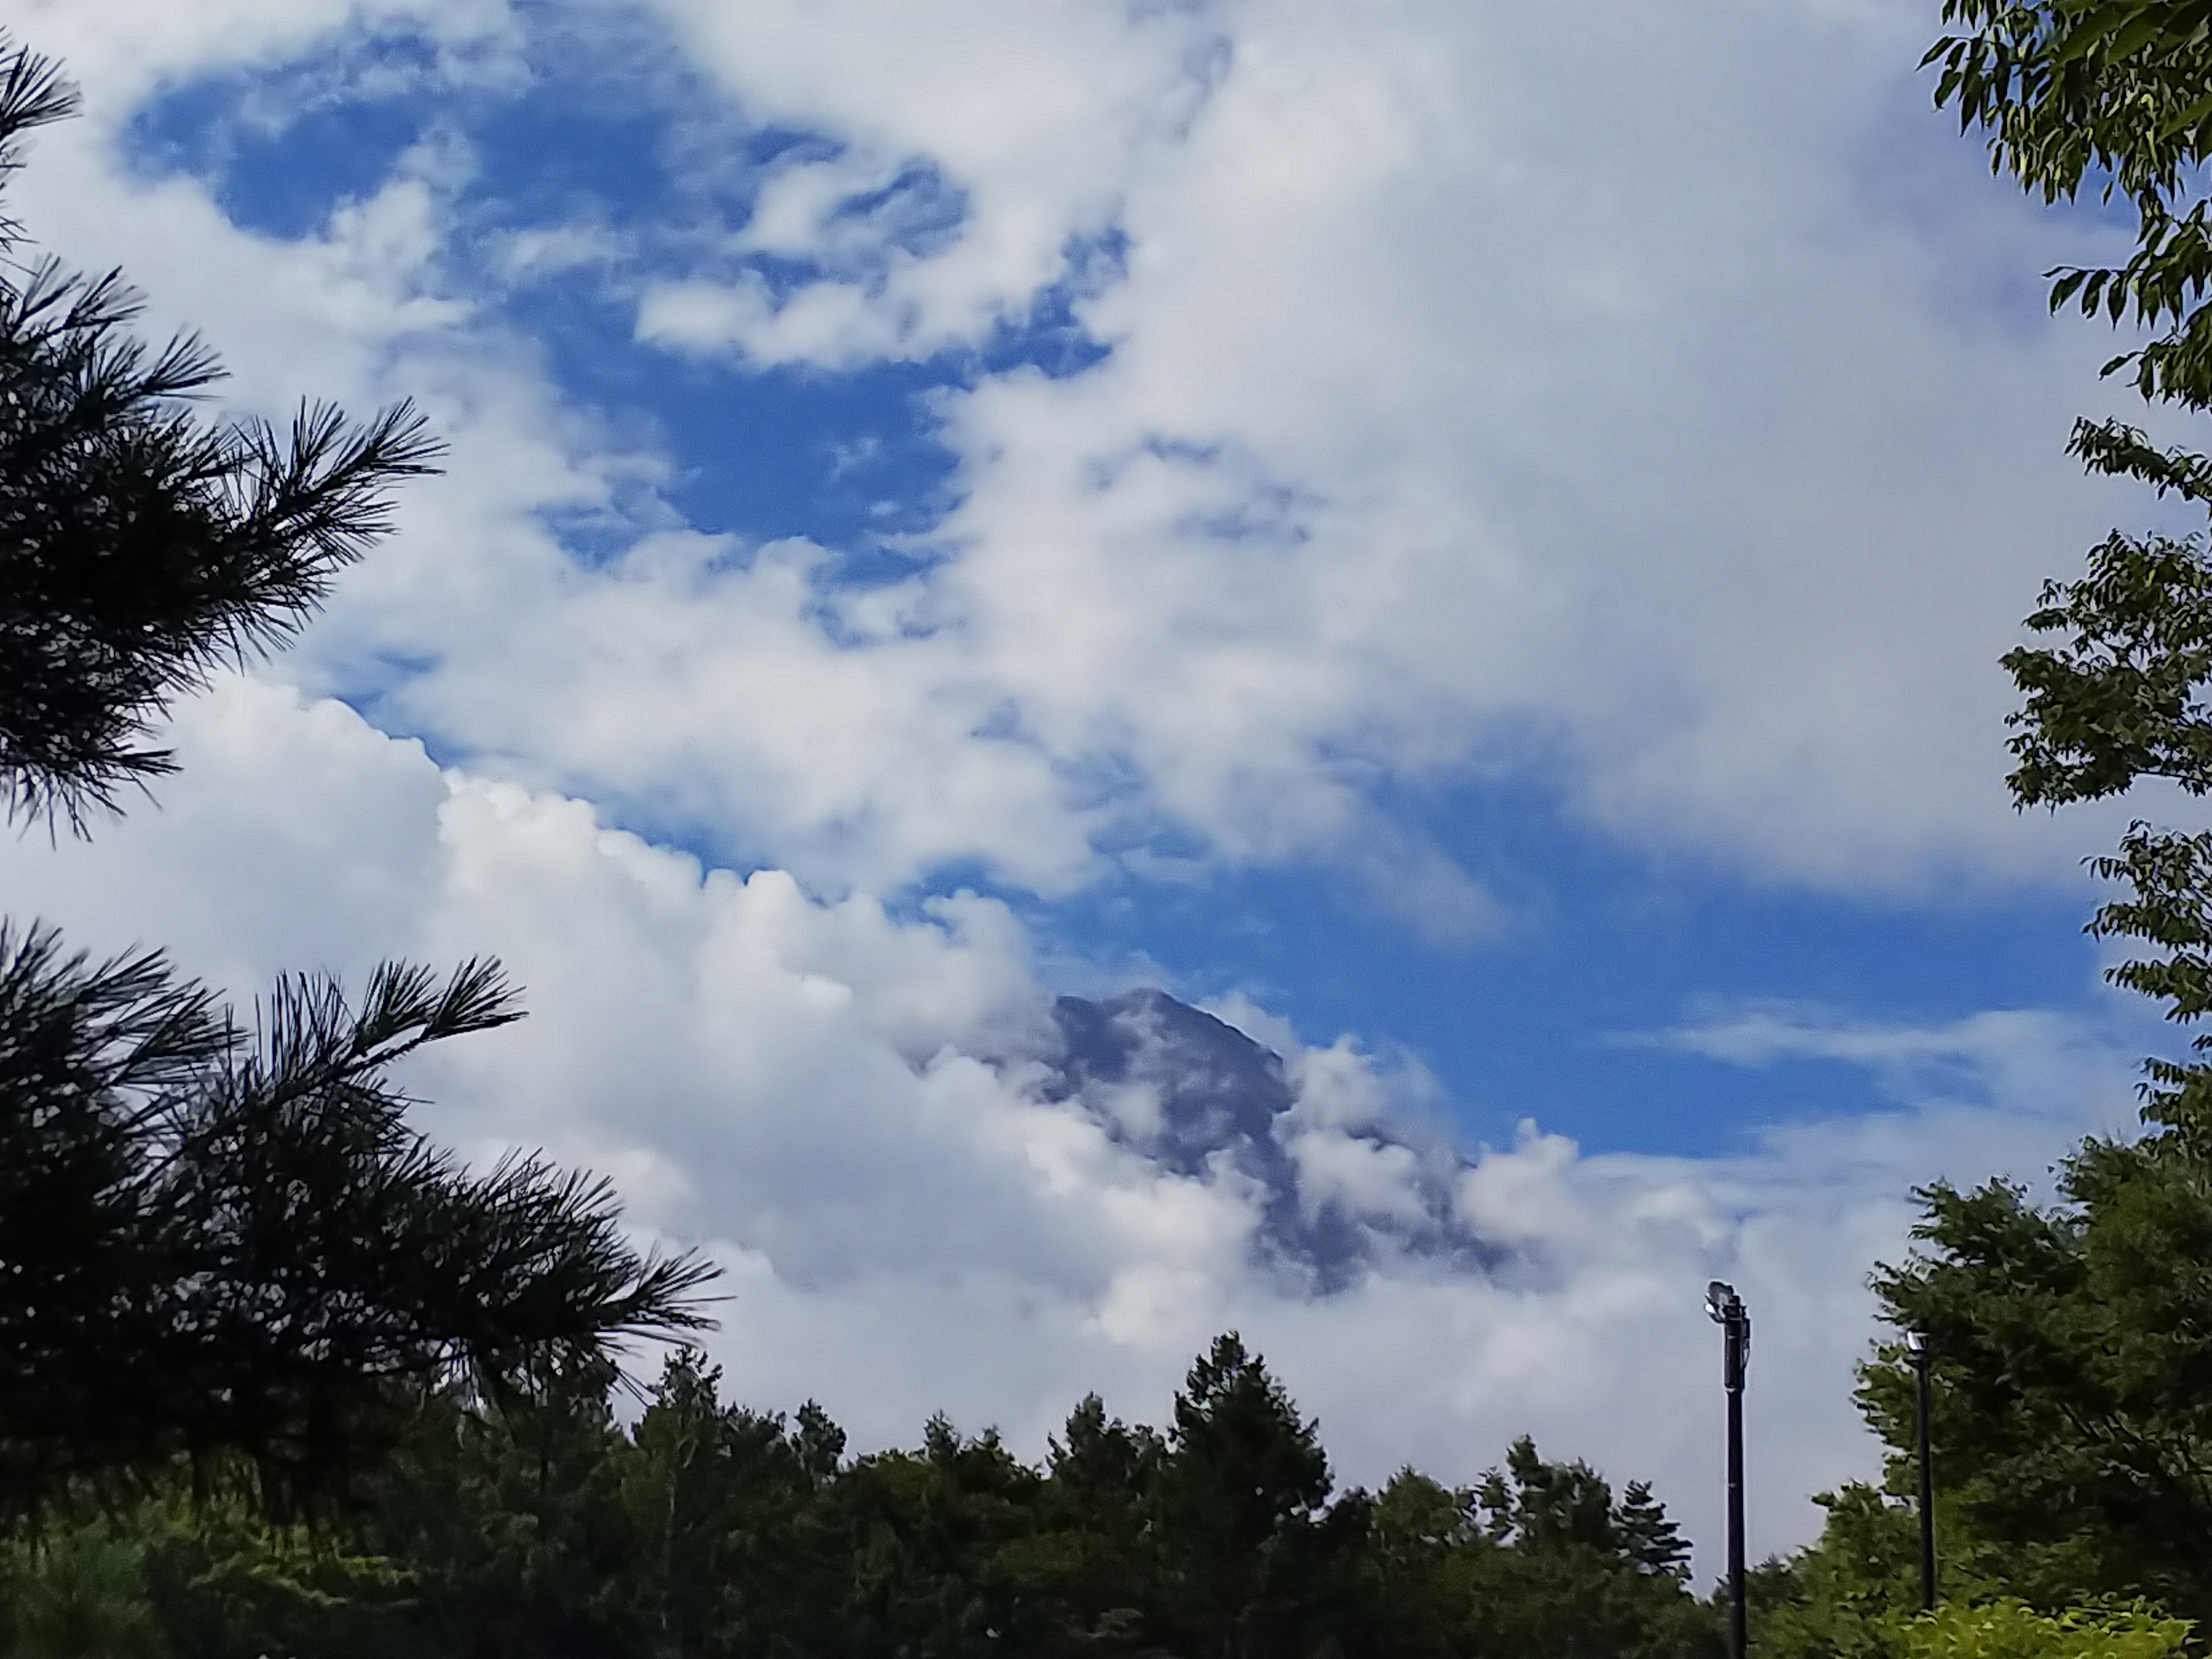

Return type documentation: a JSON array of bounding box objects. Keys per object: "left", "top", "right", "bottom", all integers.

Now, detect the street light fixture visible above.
[
  {"left": 1907, "top": 1331, "right": 1934, "bottom": 1611},
  {"left": 1707, "top": 1281, "right": 1751, "bottom": 1659}
]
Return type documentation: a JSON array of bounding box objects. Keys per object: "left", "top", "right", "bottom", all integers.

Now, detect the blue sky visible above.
[
  {"left": 2, "top": 0, "right": 2183, "bottom": 1566},
  {"left": 108, "top": 0, "right": 2139, "bottom": 1155}
]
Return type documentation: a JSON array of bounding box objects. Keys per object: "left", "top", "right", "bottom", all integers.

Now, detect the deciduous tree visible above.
[
  {"left": 1753, "top": 14, "right": 2212, "bottom": 1637},
  {"left": 1930, "top": 0, "right": 2212, "bottom": 1126}
]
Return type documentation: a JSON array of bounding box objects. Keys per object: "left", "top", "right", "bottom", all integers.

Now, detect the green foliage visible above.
[
  {"left": 0, "top": 35, "right": 441, "bottom": 829},
  {"left": 1749, "top": 1478, "right": 2030, "bottom": 1659},
  {"left": 1751, "top": 1493, "right": 2196, "bottom": 1659},
  {"left": 1916, "top": 19, "right": 2212, "bottom": 1629},
  {"left": 0, "top": 921, "right": 714, "bottom": 1516},
  {"left": 362, "top": 1369, "right": 669, "bottom": 1657},
  {"left": 623, "top": 1352, "right": 847, "bottom": 1656},
  {"left": 1454, "top": 1439, "right": 1718, "bottom": 1659},
  {"left": 0, "top": 1520, "right": 164, "bottom": 1659},
  {"left": 1476, "top": 1434, "right": 1691, "bottom": 1579},
  {"left": 1369, "top": 1449, "right": 1721, "bottom": 1659},
  {"left": 1764, "top": 1109, "right": 2212, "bottom": 1635},
  {"left": 1894, "top": 1599, "right": 2189, "bottom": 1659},
  {"left": 2004, "top": 523, "right": 2212, "bottom": 815},
  {"left": 1928, "top": 1, "right": 2212, "bottom": 410},
  {"left": 0, "top": 1337, "right": 1719, "bottom": 1659},
  {"left": 1850, "top": 1133, "right": 2212, "bottom": 1628},
  {"left": 1149, "top": 1332, "right": 1369, "bottom": 1658},
  {"left": 1922, "top": 0, "right": 2212, "bottom": 1165},
  {"left": 1998, "top": 501, "right": 2212, "bottom": 1123},
  {"left": 1749, "top": 1485, "right": 1918, "bottom": 1659},
  {"left": 1022, "top": 1390, "right": 1165, "bottom": 1647},
  {"left": 1931, "top": 3, "right": 2212, "bottom": 1132},
  {"left": 0, "top": 1490, "right": 413, "bottom": 1659},
  {"left": 1905, "top": 130, "right": 2212, "bottom": 1657},
  {"left": 136, "top": 1493, "right": 411, "bottom": 1659}
]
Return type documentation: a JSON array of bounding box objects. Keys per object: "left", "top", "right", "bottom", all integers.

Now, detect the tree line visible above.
[
  {"left": 12, "top": 2, "right": 2212, "bottom": 1655},
  {"left": 0, "top": 1336, "right": 1720, "bottom": 1659}
]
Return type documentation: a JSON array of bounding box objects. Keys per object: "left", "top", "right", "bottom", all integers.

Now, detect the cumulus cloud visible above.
[
  {"left": 0, "top": 0, "right": 2171, "bottom": 1587},
  {"left": 609, "top": 0, "right": 2165, "bottom": 891},
  {"left": 639, "top": 0, "right": 1223, "bottom": 366},
  {"left": 0, "top": 679, "right": 2140, "bottom": 1573},
  {"left": 5, "top": 0, "right": 2171, "bottom": 902}
]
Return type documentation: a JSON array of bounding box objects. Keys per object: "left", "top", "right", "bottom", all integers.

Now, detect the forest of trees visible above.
[
  {"left": 12, "top": 1, "right": 2212, "bottom": 1655},
  {"left": 0, "top": 1336, "right": 1723, "bottom": 1659}
]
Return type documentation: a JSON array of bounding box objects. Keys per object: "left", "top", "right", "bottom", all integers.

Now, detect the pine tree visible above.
[
  {"left": 1150, "top": 1334, "right": 1376, "bottom": 1659},
  {"left": 0, "top": 41, "right": 439, "bottom": 830},
  {"left": 0, "top": 923, "right": 713, "bottom": 1514},
  {"left": 0, "top": 34, "right": 713, "bottom": 1513}
]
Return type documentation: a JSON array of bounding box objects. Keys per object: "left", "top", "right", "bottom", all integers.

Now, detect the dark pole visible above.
[
  {"left": 1708, "top": 1281, "right": 1751, "bottom": 1659},
  {"left": 1910, "top": 1331, "right": 1935, "bottom": 1611}
]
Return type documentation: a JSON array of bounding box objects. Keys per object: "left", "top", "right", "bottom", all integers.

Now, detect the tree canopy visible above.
[
  {"left": 0, "top": 1336, "right": 1722, "bottom": 1659},
  {"left": 1928, "top": 0, "right": 2212, "bottom": 411},
  {"left": 1888, "top": 10, "right": 2212, "bottom": 1616},
  {"left": 1928, "top": 0, "right": 2212, "bottom": 1127},
  {"left": 0, "top": 925, "right": 713, "bottom": 1515}
]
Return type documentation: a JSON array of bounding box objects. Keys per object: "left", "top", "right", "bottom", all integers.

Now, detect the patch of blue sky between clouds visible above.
[
  {"left": 107, "top": 15, "right": 1094, "bottom": 894},
  {"left": 121, "top": 43, "right": 444, "bottom": 242},
  {"left": 116, "top": 9, "right": 1113, "bottom": 577},
  {"left": 1013, "top": 769, "right": 2130, "bottom": 1159},
  {"left": 97, "top": 4, "right": 2161, "bottom": 1175}
]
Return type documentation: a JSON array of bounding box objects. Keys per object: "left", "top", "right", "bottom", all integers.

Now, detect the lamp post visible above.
[
  {"left": 1907, "top": 1330, "right": 1934, "bottom": 1611},
  {"left": 1707, "top": 1281, "right": 1751, "bottom": 1659}
]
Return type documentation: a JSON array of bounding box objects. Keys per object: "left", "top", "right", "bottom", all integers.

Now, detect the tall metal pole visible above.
[
  {"left": 1709, "top": 1282, "right": 1751, "bottom": 1659},
  {"left": 1910, "top": 1332, "right": 1935, "bottom": 1611}
]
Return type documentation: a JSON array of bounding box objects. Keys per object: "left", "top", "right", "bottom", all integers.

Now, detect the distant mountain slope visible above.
[{"left": 1033, "top": 988, "right": 1497, "bottom": 1289}]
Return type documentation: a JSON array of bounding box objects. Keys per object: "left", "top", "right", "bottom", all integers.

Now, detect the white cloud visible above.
[
  {"left": 490, "top": 219, "right": 627, "bottom": 284},
  {"left": 0, "top": 678, "right": 2141, "bottom": 1575},
  {"left": 1662, "top": 1001, "right": 2147, "bottom": 1149},
  {"left": 7, "top": 0, "right": 2175, "bottom": 903},
  {"left": 0, "top": 0, "right": 2176, "bottom": 1588},
  {"left": 8, "top": 0, "right": 520, "bottom": 126},
  {"left": 611, "top": 0, "right": 2170, "bottom": 893},
  {"left": 638, "top": 0, "right": 1222, "bottom": 365}
]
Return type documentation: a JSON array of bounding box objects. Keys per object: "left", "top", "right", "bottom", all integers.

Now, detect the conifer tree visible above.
[
  {"left": 0, "top": 35, "right": 712, "bottom": 1512},
  {"left": 0, "top": 45, "right": 441, "bottom": 830},
  {"left": 1151, "top": 1334, "right": 1378, "bottom": 1659}
]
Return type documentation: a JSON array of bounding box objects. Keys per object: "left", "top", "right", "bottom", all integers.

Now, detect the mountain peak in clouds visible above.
[
  {"left": 1039, "top": 988, "right": 1494, "bottom": 1289},
  {"left": 1049, "top": 988, "right": 1293, "bottom": 1174}
]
